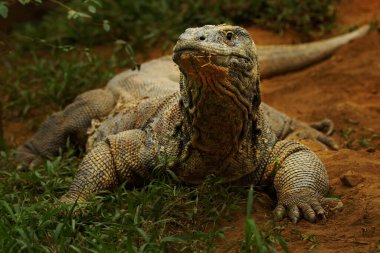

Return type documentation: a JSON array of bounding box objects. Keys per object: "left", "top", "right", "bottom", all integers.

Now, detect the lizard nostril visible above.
[{"left": 199, "top": 35, "right": 206, "bottom": 41}]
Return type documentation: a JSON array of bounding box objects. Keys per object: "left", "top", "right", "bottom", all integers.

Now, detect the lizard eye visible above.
[{"left": 226, "top": 31, "right": 234, "bottom": 40}]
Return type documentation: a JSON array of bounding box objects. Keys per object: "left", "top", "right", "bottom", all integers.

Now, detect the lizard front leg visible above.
[
  {"left": 61, "top": 129, "right": 155, "bottom": 203},
  {"left": 16, "top": 89, "right": 116, "bottom": 168},
  {"left": 262, "top": 140, "right": 342, "bottom": 223}
]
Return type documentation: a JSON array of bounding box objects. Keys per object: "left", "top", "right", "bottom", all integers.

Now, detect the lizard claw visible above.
[
  {"left": 273, "top": 189, "right": 342, "bottom": 223},
  {"left": 316, "top": 134, "right": 339, "bottom": 150},
  {"left": 309, "top": 118, "right": 334, "bottom": 136}
]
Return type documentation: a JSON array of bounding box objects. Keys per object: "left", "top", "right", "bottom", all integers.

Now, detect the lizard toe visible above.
[
  {"left": 273, "top": 204, "right": 286, "bottom": 221},
  {"left": 299, "top": 203, "right": 317, "bottom": 223},
  {"left": 288, "top": 205, "right": 301, "bottom": 224},
  {"left": 310, "top": 118, "right": 334, "bottom": 136},
  {"left": 316, "top": 134, "right": 339, "bottom": 150},
  {"left": 310, "top": 201, "right": 327, "bottom": 220}
]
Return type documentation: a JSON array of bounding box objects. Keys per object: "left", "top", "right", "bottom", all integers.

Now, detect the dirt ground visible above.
[
  {"left": 2, "top": 0, "right": 380, "bottom": 252},
  {"left": 221, "top": 1, "right": 380, "bottom": 252}
]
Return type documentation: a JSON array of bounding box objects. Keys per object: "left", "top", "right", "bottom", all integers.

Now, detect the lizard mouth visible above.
[
  {"left": 173, "top": 46, "right": 250, "bottom": 64},
  {"left": 173, "top": 49, "right": 228, "bottom": 79},
  {"left": 173, "top": 47, "right": 252, "bottom": 78}
]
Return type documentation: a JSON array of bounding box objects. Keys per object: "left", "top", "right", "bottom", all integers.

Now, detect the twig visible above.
[
  {"left": 331, "top": 236, "right": 370, "bottom": 245},
  {"left": 48, "top": 0, "right": 73, "bottom": 11}
]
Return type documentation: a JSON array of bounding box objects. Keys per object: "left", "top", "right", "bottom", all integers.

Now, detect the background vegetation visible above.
[
  {"left": 1, "top": 0, "right": 336, "bottom": 116},
  {"left": 0, "top": 0, "right": 336, "bottom": 251}
]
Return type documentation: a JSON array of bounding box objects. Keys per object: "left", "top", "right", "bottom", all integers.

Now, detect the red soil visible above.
[{"left": 222, "top": 0, "right": 380, "bottom": 252}]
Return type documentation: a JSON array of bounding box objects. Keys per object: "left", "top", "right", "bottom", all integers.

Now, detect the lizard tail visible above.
[{"left": 257, "top": 25, "right": 370, "bottom": 78}]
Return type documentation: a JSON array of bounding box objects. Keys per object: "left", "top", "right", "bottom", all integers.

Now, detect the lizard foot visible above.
[
  {"left": 15, "top": 144, "right": 44, "bottom": 169},
  {"left": 309, "top": 118, "right": 334, "bottom": 136},
  {"left": 273, "top": 189, "right": 343, "bottom": 223},
  {"left": 287, "top": 127, "right": 339, "bottom": 150}
]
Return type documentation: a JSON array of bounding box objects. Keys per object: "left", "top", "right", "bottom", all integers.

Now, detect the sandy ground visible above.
[{"left": 2, "top": 0, "right": 380, "bottom": 252}]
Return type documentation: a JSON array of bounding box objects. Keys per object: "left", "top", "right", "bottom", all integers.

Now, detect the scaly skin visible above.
[
  {"left": 17, "top": 25, "right": 350, "bottom": 223},
  {"left": 103, "top": 59, "right": 338, "bottom": 151}
]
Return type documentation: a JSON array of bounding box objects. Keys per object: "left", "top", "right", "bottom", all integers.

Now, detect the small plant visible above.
[
  {"left": 291, "top": 229, "right": 319, "bottom": 252},
  {"left": 241, "top": 186, "right": 290, "bottom": 253},
  {"left": 1, "top": 48, "right": 132, "bottom": 118},
  {"left": 340, "top": 127, "right": 380, "bottom": 150},
  {"left": 0, "top": 1, "right": 8, "bottom": 18}
]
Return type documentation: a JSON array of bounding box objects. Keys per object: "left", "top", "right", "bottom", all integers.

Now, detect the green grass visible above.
[
  {"left": 0, "top": 147, "right": 291, "bottom": 252},
  {"left": 241, "top": 186, "right": 290, "bottom": 253},
  {"left": 340, "top": 127, "right": 380, "bottom": 150}
]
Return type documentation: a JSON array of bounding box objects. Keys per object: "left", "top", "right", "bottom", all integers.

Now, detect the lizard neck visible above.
[{"left": 179, "top": 63, "right": 260, "bottom": 161}]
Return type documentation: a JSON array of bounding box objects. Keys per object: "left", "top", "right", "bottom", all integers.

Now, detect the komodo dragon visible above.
[{"left": 16, "top": 24, "right": 369, "bottom": 223}]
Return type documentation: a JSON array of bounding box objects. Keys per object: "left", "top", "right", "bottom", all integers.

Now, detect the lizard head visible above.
[
  {"left": 173, "top": 24, "right": 258, "bottom": 79},
  {"left": 172, "top": 24, "right": 262, "bottom": 160}
]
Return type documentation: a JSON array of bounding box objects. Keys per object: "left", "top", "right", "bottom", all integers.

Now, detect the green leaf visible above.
[
  {"left": 166, "top": 168, "right": 180, "bottom": 182},
  {"left": 77, "top": 11, "right": 91, "bottom": 18},
  {"left": 103, "top": 20, "right": 111, "bottom": 32},
  {"left": 88, "top": 5, "right": 96, "bottom": 14},
  {"left": 136, "top": 228, "right": 149, "bottom": 242},
  {"left": 54, "top": 222, "right": 64, "bottom": 241},
  {"left": 67, "top": 10, "right": 77, "bottom": 19},
  {"left": 90, "top": 0, "right": 102, "bottom": 7},
  {"left": 126, "top": 236, "right": 137, "bottom": 253},
  {"left": 67, "top": 10, "right": 91, "bottom": 20},
  {"left": 0, "top": 200, "right": 16, "bottom": 222},
  {"left": 18, "top": 0, "right": 31, "bottom": 4},
  {"left": 115, "top": 39, "right": 127, "bottom": 45},
  {"left": 0, "top": 2, "right": 8, "bottom": 18},
  {"left": 160, "top": 236, "right": 185, "bottom": 243},
  {"left": 246, "top": 185, "right": 254, "bottom": 218},
  {"left": 69, "top": 245, "right": 83, "bottom": 253},
  {"left": 275, "top": 235, "right": 291, "bottom": 253}
]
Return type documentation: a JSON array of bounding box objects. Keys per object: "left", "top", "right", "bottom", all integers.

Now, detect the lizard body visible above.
[{"left": 16, "top": 24, "right": 368, "bottom": 222}]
